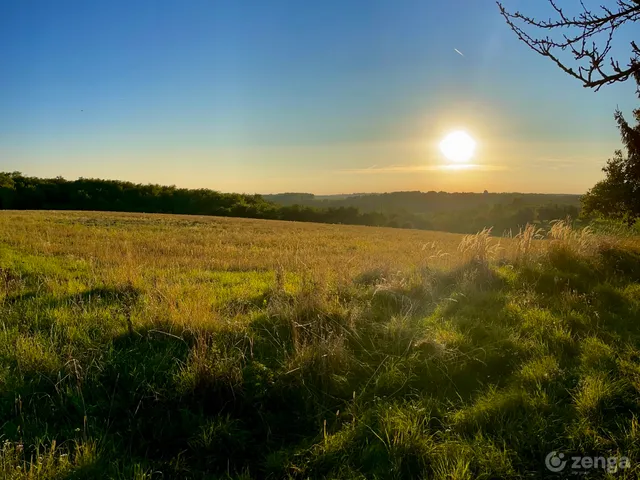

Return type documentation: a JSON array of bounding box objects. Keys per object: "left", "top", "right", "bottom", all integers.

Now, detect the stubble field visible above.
[{"left": 1, "top": 211, "right": 640, "bottom": 479}]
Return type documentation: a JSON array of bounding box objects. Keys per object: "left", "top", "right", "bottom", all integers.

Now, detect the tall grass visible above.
[
  {"left": 514, "top": 223, "right": 545, "bottom": 261},
  {"left": 1, "top": 211, "right": 639, "bottom": 478},
  {"left": 458, "top": 227, "right": 502, "bottom": 265}
]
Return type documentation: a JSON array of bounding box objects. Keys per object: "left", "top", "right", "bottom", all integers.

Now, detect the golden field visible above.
[{"left": 2, "top": 210, "right": 640, "bottom": 479}]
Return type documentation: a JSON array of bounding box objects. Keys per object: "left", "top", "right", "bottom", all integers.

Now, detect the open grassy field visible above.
[{"left": 1, "top": 211, "right": 640, "bottom": 479}]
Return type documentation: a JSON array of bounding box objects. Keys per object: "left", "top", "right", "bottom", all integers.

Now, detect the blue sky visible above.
[{"left": 1, "top": 0, "right": 637, "bottom": 193}]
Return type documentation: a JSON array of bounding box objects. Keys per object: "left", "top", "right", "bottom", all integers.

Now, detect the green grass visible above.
[{"left": 1, "top": 211, "right": 640, "bottom": 478}]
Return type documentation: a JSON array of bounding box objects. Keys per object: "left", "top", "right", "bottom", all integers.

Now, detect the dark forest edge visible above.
[{"left": 1, "top": 172, "right": 637, "bottom": 235}]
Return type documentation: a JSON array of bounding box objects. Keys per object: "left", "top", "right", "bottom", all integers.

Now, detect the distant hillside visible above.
[
  {"left": 0, "top": 172, "right": 584, "bottom": 235},
  {"left": 261, "top": 191, "right": 583, "bottom": 234},
  {"left": 263, "top": 191, "right": 582, "bottom": 214},
  {"left": 263, "top": 193, "right": 367, "bottom": 204}
]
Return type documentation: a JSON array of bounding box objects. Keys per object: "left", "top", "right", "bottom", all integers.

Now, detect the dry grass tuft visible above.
[
  {"left": 514, "top": 223, "right": 545, "bottom": 261},
  {"left": 458, "top": 228, "right": 502, "bottom": 265},
  {"left": 548, "top": 217, "right": 619, "bottom": 256}
]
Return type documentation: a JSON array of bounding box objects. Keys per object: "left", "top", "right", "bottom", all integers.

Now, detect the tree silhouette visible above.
[
  {"left": 582, "top": 76, "right": 640, "bottom": 222},
  {"left": 497, "top": 0, "right": 640, "bottom": 90}
]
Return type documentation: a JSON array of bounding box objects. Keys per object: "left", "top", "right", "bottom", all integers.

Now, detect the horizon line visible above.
[{"left": 2, "top": 170, "right": 586, "bottom": 197}]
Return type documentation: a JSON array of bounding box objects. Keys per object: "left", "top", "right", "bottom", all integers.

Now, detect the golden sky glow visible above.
[
  {"left": 2, "top": 133, "right": 618, "bottom": 195},
  {"left": 1, "top": 1, "right": 636, "bottom": 195}
]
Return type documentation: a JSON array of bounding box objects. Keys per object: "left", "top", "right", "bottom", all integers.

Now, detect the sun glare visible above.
[{"left": 439, "top": 130, "right": 477, "bottom": 163}]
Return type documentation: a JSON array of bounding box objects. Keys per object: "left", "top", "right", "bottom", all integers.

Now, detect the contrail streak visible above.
[{"left": 454, "top": 48, "right": 465, "bottom": 57}]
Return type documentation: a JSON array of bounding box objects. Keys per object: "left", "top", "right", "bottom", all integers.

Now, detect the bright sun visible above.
[{"left": 439, "top": 130, "right": 476, "bottom": 163}]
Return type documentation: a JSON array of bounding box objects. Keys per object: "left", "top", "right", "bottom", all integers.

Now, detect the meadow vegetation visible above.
[{"left": 1, "top": 211, "right": 640, "bottom": 478}]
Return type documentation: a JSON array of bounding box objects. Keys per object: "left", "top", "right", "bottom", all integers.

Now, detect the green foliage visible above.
[{"left": 582, "top": 76, "right": 640, "bottom": 223}]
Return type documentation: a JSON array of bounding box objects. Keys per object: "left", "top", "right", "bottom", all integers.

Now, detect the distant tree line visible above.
[
  {"left": 265, "top": 190, "right": 582, "bottom": 233},
  {"left": 0, "top": 172, "right": 582, "bottom": 234},
  {"left": 0, "top": 172, "right": 404, "bottom": 227},
  {"left": 264, "top": 191, "right": 581, "bottom": 215}
]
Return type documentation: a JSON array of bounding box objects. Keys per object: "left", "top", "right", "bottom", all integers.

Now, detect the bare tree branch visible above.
[{"left": 497, "top": 1, "right": 640, "bottom": 90}]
